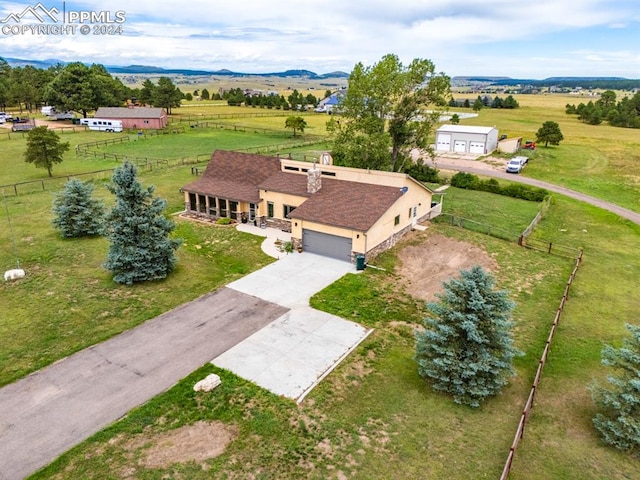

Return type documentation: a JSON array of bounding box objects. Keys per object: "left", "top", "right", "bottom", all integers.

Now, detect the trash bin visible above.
[{"left": 355, "top": 254, "right": 366, "bottom": 271}]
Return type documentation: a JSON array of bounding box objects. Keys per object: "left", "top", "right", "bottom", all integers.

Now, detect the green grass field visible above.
[
  {"left": 448, "top": 94, "right": 640, "bottom": 212},
  {"left": 0, "top": 99, "right": 638, "bottom": 479}
]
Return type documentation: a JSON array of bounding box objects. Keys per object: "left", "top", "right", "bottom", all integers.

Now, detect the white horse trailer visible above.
[{"left": 80, "top": 118, "right": 123, "bottom": 132}]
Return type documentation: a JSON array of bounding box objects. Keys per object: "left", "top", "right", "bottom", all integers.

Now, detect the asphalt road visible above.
[
  {"left": 428, "top": 159, "right": 640, "bottom": 226},
  {"left": 0, "top": 288, "right": 288, "bottom": 480}
]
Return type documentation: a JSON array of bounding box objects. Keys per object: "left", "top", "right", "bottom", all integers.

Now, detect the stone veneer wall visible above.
[
  {"left": 262, "top": 217, "right": 292, "bottom": 233},
  {"left": 364, "top": 211, "right": 434, "bottom": 261}
]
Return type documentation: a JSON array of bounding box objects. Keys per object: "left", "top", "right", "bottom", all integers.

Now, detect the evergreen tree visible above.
[
  {"left": 24, "top": 126, "right": 70, "bottom": 177},
  {"left": 104, "top": 162, "right": 181, "bottom": 284},
  {"left": 52, "top": 179, "right": 105, "bottom": 237},
  {"left": 591, "top": 323, "right": 640, "bottom": 455},
  {"left": 153, "top": 76, "right": 183, "bottom": 114},
  {"left": 415, "top": 266, "right": 520, "bottom": 407},
  {"left": 535, "top": 120, "right": 564, "bottom": 147}
]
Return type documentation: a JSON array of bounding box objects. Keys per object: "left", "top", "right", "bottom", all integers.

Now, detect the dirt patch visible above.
[
  {"left": 122, "top": 421, "right": 238, "bottom": 469},
  {"left": 395, "top": 233, "right": 498, "bottom": 302}
]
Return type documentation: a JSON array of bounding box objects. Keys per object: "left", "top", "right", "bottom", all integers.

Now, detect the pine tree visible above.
[
  {"left": 591, "top": 323, "right": 640, "bottom": 455},
  {"left": 52, "top": 179, "right": 105, "bottom": 237},
  {"left": 104, "top": 162, "right": 181, "bottom": 284},
  {"left": 415, "top": 266, "right": 520, "bottom": 407}
]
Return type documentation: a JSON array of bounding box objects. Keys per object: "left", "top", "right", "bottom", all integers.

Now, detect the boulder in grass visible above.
[
  {"left": 194, "top": 373, "right": 222, "bottom": 392},
  {"left": 4, "top": 269, "right": 25, "bottom": 281}
]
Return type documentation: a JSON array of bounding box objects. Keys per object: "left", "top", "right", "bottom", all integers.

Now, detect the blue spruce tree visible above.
[
  {"left": 52, "top": 179, "right": 105, "bottom": 237},
  {"left": 591, "top": 323, "right": 640, "bottom": 455},
  {"left": 104, "top": 162, "right": 181, "bottom": 284},
  {"left": 415, "top": 265, "right": 520, "bottom": 407}
]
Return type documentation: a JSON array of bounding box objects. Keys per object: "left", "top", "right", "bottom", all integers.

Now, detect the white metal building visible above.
[{"left": 435, "top": 125, "right": 499, "bottom": 155}]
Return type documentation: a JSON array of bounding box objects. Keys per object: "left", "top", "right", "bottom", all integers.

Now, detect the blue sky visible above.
[{"left": 1, "top": 0, "right": 639, "bottom": 78}]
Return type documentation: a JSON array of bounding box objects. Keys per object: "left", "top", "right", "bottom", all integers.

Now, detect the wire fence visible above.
[
  {"left": 0, "top": 125, "right": 88, "bottom": 140},
  {"left": 432, "top": 213, "right": 520, "bottom": 242},
  {"left": 175, "top": 111, "right": 309, "bottom": 123},
  {"left": 500, "top": 249, "right": 584, "bottom": 480},
  {"left": 3, "top": 137, "right": 328, "bottom": 195},
  {"left": 433, "top": 209, "right": 578, "bottom": 259},
  {"left": 520, "top": 196, "right": 552, "bottom": 241}
]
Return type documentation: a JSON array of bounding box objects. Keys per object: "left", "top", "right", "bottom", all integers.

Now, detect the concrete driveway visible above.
[
  {"left": 215, "top": 252, "right": 372, "bottom": 402},
  {"left": 0, "top": 243, "right": 370, "bottom": 479}
]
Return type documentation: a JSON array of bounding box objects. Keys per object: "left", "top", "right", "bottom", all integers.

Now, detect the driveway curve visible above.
[
  {"left": 426, "top": 158, "right": 640, "bottom": 226},
  {"left": 0, "top": 289, "right": 288, "bottom": 480}
]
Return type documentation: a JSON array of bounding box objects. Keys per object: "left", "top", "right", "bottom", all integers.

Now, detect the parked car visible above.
[
  {"left": 0, "top": 112, "right": 13, "bottom": 122},
  {"left": 523, "top": 140, "right": 536, "bottom": 150},
  {"left": 506, "top": 156, "right": 528, "bottom": 174}
]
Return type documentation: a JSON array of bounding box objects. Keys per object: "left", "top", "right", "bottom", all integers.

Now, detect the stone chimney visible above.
[{"left": 307, "top": 163, "right": 322, "bottom": 194}]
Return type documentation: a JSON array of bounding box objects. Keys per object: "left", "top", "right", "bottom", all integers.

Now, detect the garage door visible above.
[
  {"left": 303, "top": 229, "right": 352, "bottom": 262},
  {"left": 469, "top": 142, "right": 485, "bottom": 154},
  {"left": 436, "top": 133, "right": 451, "bottom": 151},
  {"left": 454, "top": 140, "right": 466, "bottom": 153}
]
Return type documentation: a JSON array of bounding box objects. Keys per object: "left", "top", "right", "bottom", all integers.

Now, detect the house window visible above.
[
  {"left": 208, "top": 196, "right": 217, "bottom": 216},
  {"left": 229, "top": 201, "right": 238, "bottom": 218},
  {"left": 197, "top": 194, "right": 207, "bottom": 213},
  {"left": 267, "top": 202, "right": 274, "bottom": 218},
  {"left": 394, "top": 215, "right": 400, "bottom": 226},
  {"left": 143, "top": 120, "right": 149, "bottom": 124},
  {"left": 283, "top": 205, "right": 296, "bottom": 218},
  {"left": 188, "top": 193, "right": 196, "bottom": 211},
  {"left": 408, "top": 208, "right": 412, "bottom": 219},
  {"left": 413, "top": 206, "right": 417, "bottom": 217},
  {"left": 249, "top": 203, "right": 256, "bottom": 221},
  {"left": 219, "top": 198, "right": 228, "bottom": 217}
]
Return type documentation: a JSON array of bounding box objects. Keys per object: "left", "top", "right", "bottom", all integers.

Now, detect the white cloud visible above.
[{"left": 0, "top": 0, "right": 638, "bottom": 77}]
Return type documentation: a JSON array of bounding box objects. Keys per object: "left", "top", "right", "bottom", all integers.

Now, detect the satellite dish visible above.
[{"left": 400, "top": 186, "right": 408, "bottom": 194}]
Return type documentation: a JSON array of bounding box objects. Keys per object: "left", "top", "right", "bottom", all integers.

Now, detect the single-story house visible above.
[
  {"left": 316, "top": 91, "right": 345, "bottom": 113},
  {"left": 94, "top": 107, "right": 168, "bottom": 129},
  {"left": 498, "top": 136, "right": 523, "bottom": 154},
  {"left": 182, "top": 150, "right": 440, "bottom": 262},
  {"left": 435, "top": 125, "right": 499, "bottom": 155}
]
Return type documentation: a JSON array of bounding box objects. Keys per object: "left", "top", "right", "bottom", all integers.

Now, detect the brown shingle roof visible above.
[
  {"left": 183, "top": 150, "right": 408, "bottom": 231},
  {"left": 183, "top": 150, "right": 282, "bottom": 203},
  {"left": 288, "top": 178, "right": 403, "bottom": 231},
  {"left": 95, "top": 107, "right": 166, "bottom": 119},
  {"left": 259, "top": 171, "right": 310, "bottom": 197}
]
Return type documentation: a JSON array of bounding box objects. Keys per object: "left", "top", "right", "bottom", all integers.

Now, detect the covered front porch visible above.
[{"left": 185, "top": 192, "right": 258, "bottom": 225}]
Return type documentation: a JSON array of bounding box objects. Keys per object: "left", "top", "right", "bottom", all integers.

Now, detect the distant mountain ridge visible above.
[
  {"left": 3, "top": 57, "right": 349, "bottom": 78},
  {"left": 3, "top": 58, "right": 637, "bottom": 84}
]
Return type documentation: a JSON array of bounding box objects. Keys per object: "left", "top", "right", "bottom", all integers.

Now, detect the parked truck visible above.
[{"left": 41, "top": 106, "right": 75, "bottom": 120}]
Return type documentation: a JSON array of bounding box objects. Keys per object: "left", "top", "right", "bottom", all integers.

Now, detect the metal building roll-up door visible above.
[
  {"left": 469, "top": 142, "right": 485, "bottom": 154},
  {"left": 302, "top": 229, "right": 352, "bottom": 262},
  {"left": 436, "top": 133, "right": 451, "bottom": 151},
  {"left": 454, "top": 140, "right": 466, "bottom": 152}
]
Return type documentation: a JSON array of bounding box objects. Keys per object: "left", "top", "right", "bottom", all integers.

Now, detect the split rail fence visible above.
[{"left": 499, "top": 249, "right": 584, "bottom": 480}]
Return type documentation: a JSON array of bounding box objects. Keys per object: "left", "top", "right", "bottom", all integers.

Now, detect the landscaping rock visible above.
[{"left": 193, "top": 374, "right": 222, "bottom": 392}]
